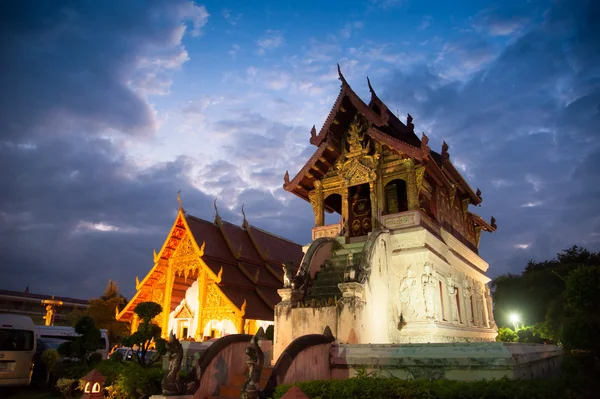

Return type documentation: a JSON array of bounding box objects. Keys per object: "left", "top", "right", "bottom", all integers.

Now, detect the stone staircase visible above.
[
  {"left": 304, "top": 241, "right": 366, "bottom": 302},
  {"left": 207, "top": 365, "right": 273, "bottom": 399}
]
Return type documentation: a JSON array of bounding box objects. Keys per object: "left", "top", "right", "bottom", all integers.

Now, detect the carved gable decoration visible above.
[
  {"left": 344, "top": 159, "right": 374, "bottom": 186},
  {"left": 174, "top": 234, "right": 196, "bottom": 258},
  {"left": 174, "top": 301, "right": 194, "bottom": 319},
  {"left": 206, "top": 284, "right": 226, "bottom": 307}
]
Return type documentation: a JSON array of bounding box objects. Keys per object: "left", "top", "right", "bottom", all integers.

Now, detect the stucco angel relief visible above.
[{"left": 399, "top": 266, "right": 423, "bottom": 319}]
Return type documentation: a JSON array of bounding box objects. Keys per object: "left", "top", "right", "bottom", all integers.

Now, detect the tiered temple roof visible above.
[
  {"left": 283, "top": 64, "right": 495, "bottom": 236},
  {"left": 117, "top": 203, "right": 303, "bottom": 323}
]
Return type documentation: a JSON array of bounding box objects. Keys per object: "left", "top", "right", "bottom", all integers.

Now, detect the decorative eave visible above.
[
  {"left": 468, "top": 211, "right": 497, "bottom": 232},
  {"left": 441, "top": 160, "right": 482, "bottom": 205},
  {"left": 366, "top": 127, "right": 426, "bottom": 160},
  {"left": 310, "top": 64, "right": 389, "bottom": 147}
]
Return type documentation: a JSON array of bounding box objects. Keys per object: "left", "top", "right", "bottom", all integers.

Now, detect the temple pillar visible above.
[
  {"left": 341, "top": 186, "right": 349, "bottom": 236},
  {"left": 309, "top": 181, "right": 325, "bottom": 227},
  {"left": 406, "top": 161, "right": 419, "bottom": 210},
  {"left": 194, "top": 269, "right": 207, "bottom": 340},
  {"left": 315, "top": 181, "right": 324, "bottom": 226},
  {"left": 369, "top": 180, "right": 378, "bottom": 229},
  {"left": 161, "top": 266, "right": 175, "bottom": 338},
  {"left": 131, "top": 314, "right": 139, "bottom": 334}
]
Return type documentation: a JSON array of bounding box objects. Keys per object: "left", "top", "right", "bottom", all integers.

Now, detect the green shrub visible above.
[
  {"left": 41, "top": 348, "right": 60, "bottom": 371},
  {"left": 105, "top": 362, "right": 163, "bottom": 399},
  {"left": 272, "top": 377, "right": 572, "bottom": 399},
  {"left": 496, "top": 327, "right": 517, "bottom": 342}
]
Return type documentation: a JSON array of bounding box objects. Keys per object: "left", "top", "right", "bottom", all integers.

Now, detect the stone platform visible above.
[{"left": 330, "top": 342, "right": 563, "bottom": 381}]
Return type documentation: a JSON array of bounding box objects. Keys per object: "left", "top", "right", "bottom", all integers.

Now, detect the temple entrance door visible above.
[{"left": 348, "top": 183, "right": 372, "bottom": 237}]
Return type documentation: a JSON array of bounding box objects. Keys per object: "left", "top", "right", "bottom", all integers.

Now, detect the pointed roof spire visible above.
[
  {"left": 367, "top": 76, "right": 375, "bottom": 95},
  {"left": 420, "top": 132, "right": 430, "bottom": 152},
  {"left": 490, "top": 216, "right": 497, "bottom": 229},
  {"left": 441, "top": 141, "right": 449, "bottom": 162},
  {"left": 337, "top": 63, "right": 348, "bottom": 86},
  {"left": 407, "top": 113, "right": 414, "bottom": 130},
  {"left": 476, "top": 188, "right": 482, "bottom": 198},
  {"left": 213, "top": 198, "right": 222, "bottom": 224},
  {"left": 309, "top": 125, "right": 317, "bottom": 145},
  {"left": 241, "top": 203, "right": 248, "bottom": 226},
  {"left": 283, "top": 170, "right": 290, "bottom": 185},
  {"left": 177, "top": 190, "right": 185, "bottom": 213}
]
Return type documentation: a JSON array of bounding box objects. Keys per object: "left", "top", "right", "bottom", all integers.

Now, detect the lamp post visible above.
[{"left": 509, "top": 313, "right": 520, "bottom": 331}]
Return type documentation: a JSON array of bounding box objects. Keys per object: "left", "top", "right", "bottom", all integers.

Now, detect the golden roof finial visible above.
[
  {"left": 177, "top": 190, "right": 185, "bottom": 213},
  {"left": 241, "top": 203, "right": 248, "bottom": 226},
  {"left": 213, "top": 198, "right": 222, "bottom": 224},
  {"left": 241, "top": 299, "right": 247, "bottom": 314}
]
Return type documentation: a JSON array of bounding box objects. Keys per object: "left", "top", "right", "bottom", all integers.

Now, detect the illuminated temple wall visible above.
[
  {"left": 362, "top": 221, "right": 497, "bottom": 344},
  {"left": 274, "top": 217, "right": 497, "bottom": 360},
  {"left": 166, "top": 282, "right": 273, "bottom": 340}
]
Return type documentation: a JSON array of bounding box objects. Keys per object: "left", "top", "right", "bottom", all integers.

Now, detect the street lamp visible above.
[{"left": 509, "top": 313, "right": 520, "bottom": 331}]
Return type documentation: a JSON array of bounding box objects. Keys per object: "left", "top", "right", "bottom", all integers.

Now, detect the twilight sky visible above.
[{"left": 1, "top": 0, "right": 599, "bottom": 300}]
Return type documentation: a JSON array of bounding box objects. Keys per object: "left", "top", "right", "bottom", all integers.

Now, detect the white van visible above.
[
  {"left": 0, "top": 314, "right": 37, "bottom": 387},
  {"left": 35, "top": 325, "right": 109, "bottom": 359}
]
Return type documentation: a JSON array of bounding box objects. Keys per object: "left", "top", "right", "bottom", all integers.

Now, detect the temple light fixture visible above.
[{"left": 509, "top": 313, "right": 520, "bottom": 331}]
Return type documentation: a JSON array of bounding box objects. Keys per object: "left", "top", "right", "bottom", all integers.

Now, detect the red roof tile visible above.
[{"left": 247, "top": 225, "right": 304, "bottom": 266}]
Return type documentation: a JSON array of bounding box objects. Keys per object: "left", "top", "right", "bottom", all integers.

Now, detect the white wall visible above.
[{"left": 168, "top": 279, "right": 199, "bottom": 338}]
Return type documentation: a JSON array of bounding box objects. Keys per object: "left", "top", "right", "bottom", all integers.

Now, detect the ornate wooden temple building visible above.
[
  {"left": 116, "top": 201, "right": 303, "bottom": 340},
  {"left": 274, "top": 66, "right": 498, "bottom": 359}
]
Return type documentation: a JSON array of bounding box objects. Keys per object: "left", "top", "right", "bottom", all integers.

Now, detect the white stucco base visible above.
[{"left": 274, "top": 216, "right": 499, "bottom": 361}]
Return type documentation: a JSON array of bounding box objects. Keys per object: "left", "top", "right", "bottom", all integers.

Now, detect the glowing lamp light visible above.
[
  {"left": 509, "top": 313, "right": 520, "bottom": 331},
  {"left": 80, "top": 369, "right": 105, "bottom": 398}
]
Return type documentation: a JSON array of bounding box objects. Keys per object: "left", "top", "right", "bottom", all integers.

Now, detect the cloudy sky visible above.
[{"left": 1, "top": 0, "right": 598, "bottom": 300}]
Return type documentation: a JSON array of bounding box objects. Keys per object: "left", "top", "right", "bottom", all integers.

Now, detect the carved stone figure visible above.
[
  {"left": 240, "top": 327, "right": 267, "bottom": 399},
  {"left": 421, "top": 264, "right": 437, "bottom": 321},
  {"left": 282, "top": 261, "right": 294, "bottom": 288},
  {"left": 400, "top": 267, "right": 421, "bottom": 319},
  {"left": 447, "top": 278, "right": 460, "bottom": 324},
  {"left": 484, "top": 285, "right": 496, "bottom": 328},
  {"left": 462, "top": 278, "right": 473, "bottom": 325},
  {"left": 162, "top": 332, "right": 184, "bottom": 395},
  {"left": 474, "top": 283, "right": 484, "bottom": 327}
]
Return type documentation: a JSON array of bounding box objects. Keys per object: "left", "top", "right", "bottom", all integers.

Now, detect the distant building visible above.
[{"left": 0, "top": 288, "right": 89, "bottom": 326}]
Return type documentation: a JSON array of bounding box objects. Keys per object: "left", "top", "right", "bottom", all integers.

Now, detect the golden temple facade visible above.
[{"left": 116, "top": 201, "right": 303, "bottom": 340}]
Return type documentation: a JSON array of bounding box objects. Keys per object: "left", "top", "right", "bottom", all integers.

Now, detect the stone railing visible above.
[
  {"left": 312, "top": 223, "right": 342, "bottom": 241},
  {"left": 380, "top": 210, "right": 441, "bottom": 236}
]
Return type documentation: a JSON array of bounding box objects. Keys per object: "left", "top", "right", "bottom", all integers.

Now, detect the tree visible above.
[
  {"left": 491, "top": 246, "right": 600, "bottom": 343},
  {"left": 66, "top": 280, "right": 129, "bottom": 345},
  {"left": 57, "top": 316, "right": 102, "bottom": 366},
  {"left": 561, "top": 266, "right": 600, "bottom": 353},
  {"left": 121, "top": 301, "right": 167, "bottom": 367}
]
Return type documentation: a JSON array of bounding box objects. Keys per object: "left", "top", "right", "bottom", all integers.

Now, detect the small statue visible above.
[
  {"left": 240, "top": 328, "right": 267, "bottom": 399},
  {"left": 282, "top": 261, "right": 294, "bottom": 288},
  {"left": 162, "top": 332, "right": 184, "bottom": 395},
  {"left": 44, "top": 305, "right": 54, "bottom": 326}
]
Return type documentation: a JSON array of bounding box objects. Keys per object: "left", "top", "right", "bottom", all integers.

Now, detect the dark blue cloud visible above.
[{"left": 382, "top": 0, "right": 600, "bottom": 275}]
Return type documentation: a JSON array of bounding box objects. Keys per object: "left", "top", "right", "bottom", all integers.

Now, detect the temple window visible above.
[
  {"left": 384, "top": 179, "right": 408, "bottom": 215},
  {"left": 324, "top": 193, "right": 342, "bottom": 215}
]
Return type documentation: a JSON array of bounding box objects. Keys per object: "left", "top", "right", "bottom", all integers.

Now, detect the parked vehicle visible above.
[
  {"left": 109, "top": 347, "right": 158, "bottom": 364},
  {"left": 0, "top": 314, "right": 37, "bottom": 387},
  {"left": 35, "top": 325, "right": 109, "bottom": 359}
]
